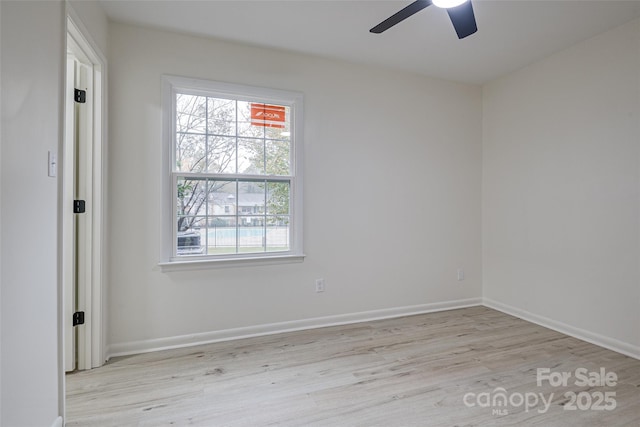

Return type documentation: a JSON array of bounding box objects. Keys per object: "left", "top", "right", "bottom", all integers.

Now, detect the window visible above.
[{"left": 161, "top": 76, "right": 304, "bottom": 268}]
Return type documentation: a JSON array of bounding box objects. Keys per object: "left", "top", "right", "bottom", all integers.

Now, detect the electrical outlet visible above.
[
  {"left": 315, "top": 278, "right": 325, "bottom": 293},
  {"left": 457, "top": 269, "right": 465, "bottom": 281}
]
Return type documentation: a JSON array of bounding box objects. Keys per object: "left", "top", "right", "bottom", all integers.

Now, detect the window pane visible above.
[
  {"left": 176, "top": 94, "right": 207, "bottom": 134},
  {"left": 176, "top": 133, "right": 206, "bottom": 172},
  {"left": 266, "top": 216, "right": 289, "bottom": 252},
  {"left": 177, "top": 177, "right": 208, "bottom": 221},
  {"left": 238, "top": 181, "right": 266, "bottom": 217},
  {"left": 206, "top": 221, "right": 236, "bottom": 255},
  {"left": 265, "top": 139, "right": 290, "bottom": 175},
  {"left": 265, "top": 106, "right": 291, "bottom": 140},
  {"left": 207, "top": 97, "right": 236, "bottom": 136},
  {"left": 207, "top": 136, "right": 236, "bottom": 173},
  {"left": 238, "top": 138, "right": 263, "bottom": 174},
  {"left": 208, "top": 180, "right": 235, "bottom": 216},
  {"left": 237, "top": 101, "right": 264, "bottom": 138},
  {"left": 238, "top": 224, "right": 265, "bottom": 253},
  {"left": 176, "top": 217, "right": 206, "bottom": 256},
  {"left": 267, "top": 181, "right": 290, "bottom": 215}
]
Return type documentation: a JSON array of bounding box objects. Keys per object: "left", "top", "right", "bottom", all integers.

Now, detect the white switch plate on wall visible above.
[{"left": 48, "top": 151, "right": 57, "bottom": 177}]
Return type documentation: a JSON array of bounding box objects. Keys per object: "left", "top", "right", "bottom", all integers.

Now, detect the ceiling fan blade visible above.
[
  {"left": 370, "top": 0, "right": 432, "bottom": 34},
  {"left": 446, "top": 0, "right": 477, "bottom": 39}
]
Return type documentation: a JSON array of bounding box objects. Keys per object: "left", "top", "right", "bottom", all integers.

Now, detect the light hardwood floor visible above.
[{"left": 66, "top": 307, "right": 640, "bottom": 426}]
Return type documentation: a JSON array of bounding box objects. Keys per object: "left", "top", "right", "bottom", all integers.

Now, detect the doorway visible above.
[{"left": 63, "top": 16, "right": 105, "bottom": 374}]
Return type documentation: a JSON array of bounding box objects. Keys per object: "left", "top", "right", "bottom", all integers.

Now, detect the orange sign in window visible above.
[{"left": 250, "top": 103, "right": 286, "bottom": 128}]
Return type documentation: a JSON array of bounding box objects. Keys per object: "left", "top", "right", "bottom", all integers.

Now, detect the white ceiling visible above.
[{"left": 99, "top": 0, "right": 640, "bottom": 84}]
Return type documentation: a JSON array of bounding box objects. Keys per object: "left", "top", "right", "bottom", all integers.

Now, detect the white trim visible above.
[
  {"left": 107, "top": 298, "right": 482, "bottom": 358},
  {"left": 0, "top": 0, "right": 3, "bottom": 419},
  {"left": 483, "top": 298, "right": 640, "bottom": 360},
  {"left": 75, "top": 57, "right": 94, "bottom": 372},
  {"left": 65, "top": 5, "right": 107, "bottom": 66},
  {"left": 159, "top": 253, "right": 305, "bottom": 272},
  {"left": 106, "top": 297, "right": 640, "bottom": 361},
  {"left": 51, "top": 416, "right": 64, "bottom": 427},
  {"left": 63, "top": 53, "right": 76, "bottom": 373}
]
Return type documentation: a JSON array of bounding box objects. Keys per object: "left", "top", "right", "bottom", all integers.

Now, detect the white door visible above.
[
  {"left": 64, "top": 42, "right": 94, "bottom": 372},
  {"left": 64, "top": 16, "right": 105, "bottom": 376}
]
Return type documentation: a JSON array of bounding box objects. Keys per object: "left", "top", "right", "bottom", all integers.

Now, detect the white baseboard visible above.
[
  {"left": 106, "top": 297, "right": 640, "bottom": 362},
  {"left": 107, "top": 297, "right": 482, "bottom": 359},
  {"left": 51, "top": 416, "right": 63, "bottom": 427},
  {"left": 483, "top": 298, "right": 640, "bottom": 360}
]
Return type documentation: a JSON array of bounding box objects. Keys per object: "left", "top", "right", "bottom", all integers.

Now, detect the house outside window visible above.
[{"left": 161, "top": 76, "right": 304, "bottom": 267}]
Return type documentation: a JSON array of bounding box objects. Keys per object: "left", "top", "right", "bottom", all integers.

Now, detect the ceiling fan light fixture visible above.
[
  {"left": 432, "top": 0, "right": 468, "bottom": 9},
  {"left": 369, "top": 0, "right": 477, "bottom": 39}
]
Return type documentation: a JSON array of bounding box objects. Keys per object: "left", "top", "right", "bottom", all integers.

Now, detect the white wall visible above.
[
  {"left": 107, "top": 23, "right": 482, "bottom": 353},
  {"left": 1, "top": 1, "right": 65, "bottom": 425},
  {"left": 483, "top": 18, "right": 640, "bottom": 354},
  {"left": 0, "top": 1, "right": 3, "bottom": 421}
]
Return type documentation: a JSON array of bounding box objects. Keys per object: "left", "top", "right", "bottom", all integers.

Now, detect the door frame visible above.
[{"left": 62, "top": 11, "right": 106, "bottom": 374}]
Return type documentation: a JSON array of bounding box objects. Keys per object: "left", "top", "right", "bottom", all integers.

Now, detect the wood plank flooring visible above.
[{"left": 66, "top": 307, "right": 640, "bottom": 426}]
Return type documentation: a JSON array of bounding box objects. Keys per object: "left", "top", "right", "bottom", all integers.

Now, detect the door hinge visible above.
[
  {"left": 74, "top": 200, "right": 86, "bottom": 214},
  {"left": 74, "top": 88, "right": 86, "bottom": 103},
  {"left": 73, "top": 311, "right": 85, "bottom": 326}
]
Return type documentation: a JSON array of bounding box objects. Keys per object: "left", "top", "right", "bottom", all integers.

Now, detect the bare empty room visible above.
[{"left": 1, "top": 1, "right": 639, "bottom": 426}]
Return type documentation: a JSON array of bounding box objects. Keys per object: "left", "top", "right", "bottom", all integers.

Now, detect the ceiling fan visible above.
[{"left": 370, "top": 0, "right": 478, "bottom": 39}]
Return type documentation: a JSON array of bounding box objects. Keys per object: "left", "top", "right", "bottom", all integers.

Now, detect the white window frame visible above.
[{"left": 159, "top": 76, "right": 304, "bottom": 271}]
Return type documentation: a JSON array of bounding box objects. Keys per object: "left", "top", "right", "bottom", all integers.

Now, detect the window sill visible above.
[{"left": 158, "top": 253, "right": 305, "bottom": 272}]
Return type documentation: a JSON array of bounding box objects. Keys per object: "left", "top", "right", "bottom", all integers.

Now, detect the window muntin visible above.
[{"left": 165, "top": 77, "right": 302, "bottom": 263}]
